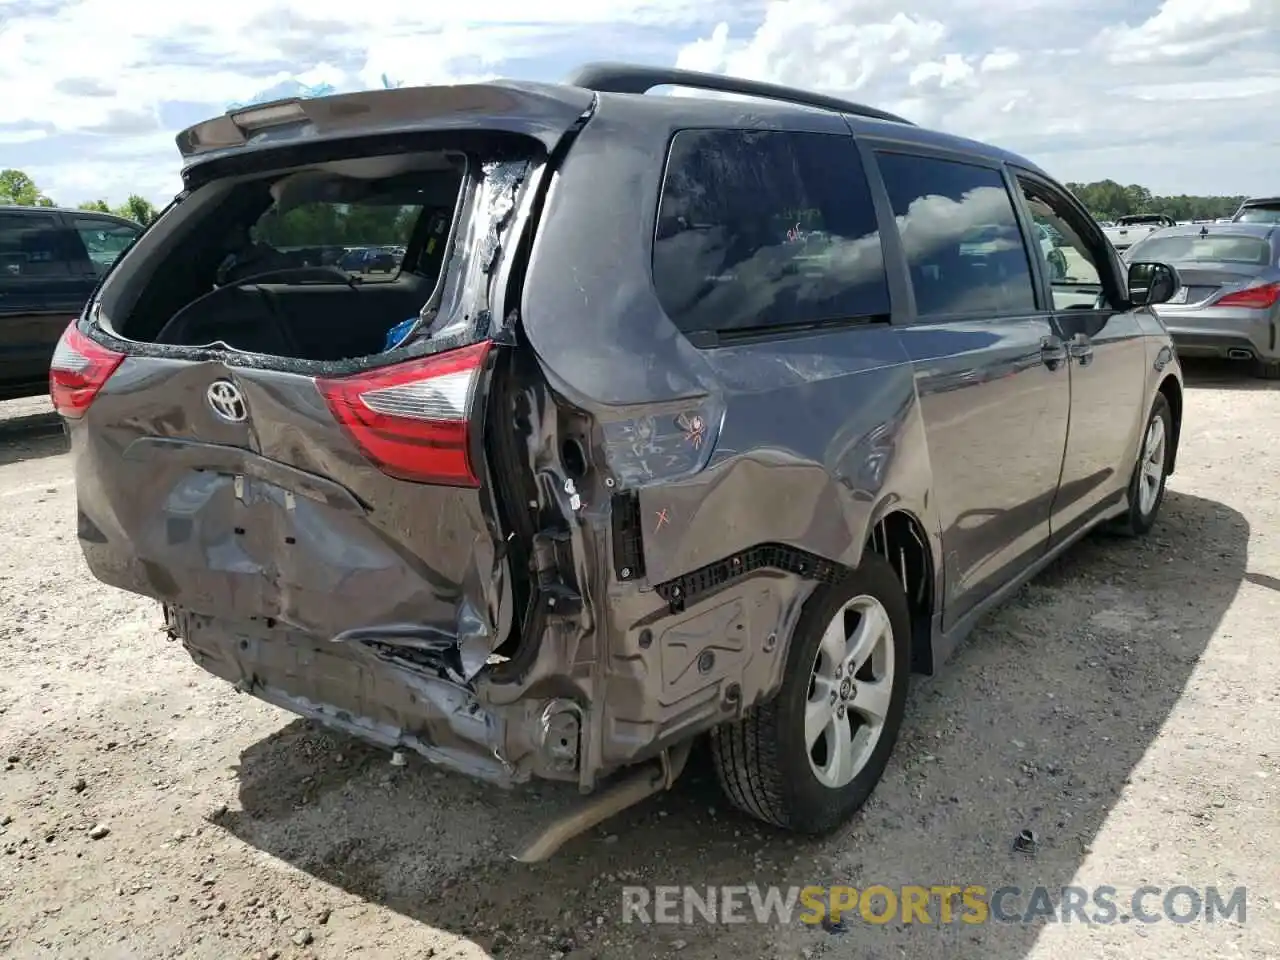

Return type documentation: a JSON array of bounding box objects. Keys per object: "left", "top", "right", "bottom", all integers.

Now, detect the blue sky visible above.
[{"left": 0, "top": 0, "right": 1276, "bottom": 206}]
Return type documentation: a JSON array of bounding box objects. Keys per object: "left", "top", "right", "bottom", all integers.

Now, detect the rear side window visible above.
[
  {"left": 70, "top": 215, "right": 142, "bottom": 277},
  {"left": 0, "top": 212, "right": 75, "bottom": 278},
  {"left": 652, "top": 129, "right": 890, "bottom": 337},
  {"left": 875, "top": 152, "right": 1037, "bottom": 319}
]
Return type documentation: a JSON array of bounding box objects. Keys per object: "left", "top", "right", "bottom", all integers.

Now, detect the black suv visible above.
[
  {"left": 55, "top": 64, "right": 1185, "bottom": 857},
  {"left": 0, "top": 206, "right": 141, "bottom": 401}
]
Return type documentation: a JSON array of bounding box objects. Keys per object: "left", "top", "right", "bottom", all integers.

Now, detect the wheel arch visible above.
[
  {"left": 862, "top": 506, "right": 937, "bottom": 675},
  {"left": 1158, "top": 374, "right": 1183, "bottom": 475}
]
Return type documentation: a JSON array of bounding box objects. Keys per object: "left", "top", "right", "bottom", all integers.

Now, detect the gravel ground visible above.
[{"left": 1, "top": 363, "right": 1277, "bottom": 960}]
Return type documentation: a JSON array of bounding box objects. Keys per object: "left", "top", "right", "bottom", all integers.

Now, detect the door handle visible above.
[
  {"left": 1040, "top": 335, "right": 1067, "bottom": 370},
  {"left": 1068, "top": 333, "right": 1094, "bottom": 365}
]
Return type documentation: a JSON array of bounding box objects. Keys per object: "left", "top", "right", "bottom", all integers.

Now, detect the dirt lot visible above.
[{"left": 1, "top": 365, "right": 1277, "bottom": 960}]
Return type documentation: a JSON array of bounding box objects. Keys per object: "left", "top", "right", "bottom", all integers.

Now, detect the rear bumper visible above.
[
  {"left": 1159, "top": 311, "right": 1278, "bottom": 361},
  {"left": 169, "top": 607, "right": 578, "bottom": 788}
]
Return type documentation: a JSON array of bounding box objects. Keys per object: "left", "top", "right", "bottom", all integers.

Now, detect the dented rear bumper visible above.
[{"left": 169, "top": 608, "right": 579, "bottom": 787}]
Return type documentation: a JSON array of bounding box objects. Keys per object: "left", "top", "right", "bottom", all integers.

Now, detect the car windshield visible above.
[{"left": 1129, "top": 234, "right": 1272, "bottom": 265}]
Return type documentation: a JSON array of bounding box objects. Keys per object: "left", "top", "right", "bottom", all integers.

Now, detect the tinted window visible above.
[
  {"left": 0, "top": 212, "right": 74, "bottom": 278},
  {"left": 1015, "top": 177, "right": 1108, "bottom": 310},
  {"left": 652, "top": 129, "right": 890, "bottom": 336},
  {"left": 876, "top": 153, "right": 1037, "bottom": 318},
  {"left": 1130, "top": 234, "right": 1272, "bottom": 266},
  {"left": 70, "top": 216, "right": 142, "bottom": 276}
]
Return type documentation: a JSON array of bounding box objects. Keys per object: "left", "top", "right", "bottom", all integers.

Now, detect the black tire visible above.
[
  {"left": 709, "top": 553, "right": 911, "bottom": 834},
  {"left": 1111, "top": 392, "right": 1172, "bottom": 537},
  {"left": 1253, "top": 358, "right": 1280, "bottom": 380}
]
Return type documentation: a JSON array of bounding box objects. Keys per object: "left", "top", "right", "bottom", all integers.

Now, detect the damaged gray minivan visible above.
[{"left": 56, "top": 63, "right": 1185, "bottom": 858}]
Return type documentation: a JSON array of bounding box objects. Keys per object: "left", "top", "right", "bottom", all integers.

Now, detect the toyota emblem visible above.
[{"left": 206, "top": 380, "right": 247, "bottom": 423}]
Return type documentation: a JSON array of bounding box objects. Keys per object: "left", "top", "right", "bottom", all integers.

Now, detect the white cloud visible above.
[
  {"left": 674, "top": 0, "right": 1279, "bottom": 194},
  {"left": 908, "top": 54, "right": 976, "bottom": 90},
  {"left": 0, "top": 0, "right": 1275, "bottom": 204},
  {"left": 1097, "top": 0, "right": 1272, "bottom": 64},
  {"left": 675, "top": 6, "right": 948, "bottom": 95},
  {"left": 0, "top": 1, "right": 751, "bottom": 132},
  {"left": 980, "top": 50, "right": 1021, "bottom": 72},
  {"left": 0, "top": 128, "right": 49, "bottom": 145}
]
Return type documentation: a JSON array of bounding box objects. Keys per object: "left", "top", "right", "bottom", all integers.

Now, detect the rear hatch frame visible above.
[{"left": 63, "top": 81, "right": 598, "bottom": 697}]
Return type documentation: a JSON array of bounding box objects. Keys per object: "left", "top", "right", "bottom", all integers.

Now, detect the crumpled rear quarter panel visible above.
[{"left": 516, "top": 95, "right": 942, "bottom": 776}]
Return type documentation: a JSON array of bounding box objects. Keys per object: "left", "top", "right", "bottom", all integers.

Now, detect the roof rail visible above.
[{"left": 565, "top": 61, "right": 914, "bottom": 126}]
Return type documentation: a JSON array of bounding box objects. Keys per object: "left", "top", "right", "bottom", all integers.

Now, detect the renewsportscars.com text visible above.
[{"left": 621, "top": 884, "right": 1248, "bottom": 926}]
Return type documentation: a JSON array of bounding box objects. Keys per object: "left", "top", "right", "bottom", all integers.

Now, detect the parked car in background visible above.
[
  {"left": 0, "top": 206, "right": 141, "bottom": 401},
  {"left": 53, "top": 62, "right": 1185, "bottom": 855},
  {"left": 1102, "top": 214, "right": 1178, "bottom": 252},
  {"left": 1232, "top": 197, "right": 1280, "bottom": 224},
  {"left": 337, "top": 246, "right": 399, "bottom": 274},
  {"left": 1124, "top": 222, "right": 1280, "bottom": 378},
  {"left": 1036, "top": 223, "right": 1070, "bottom": 279}
]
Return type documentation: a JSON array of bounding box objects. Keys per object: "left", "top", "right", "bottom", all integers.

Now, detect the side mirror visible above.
[{"left": 1128, "top": 260, "right": 1181, "bottom": 307}]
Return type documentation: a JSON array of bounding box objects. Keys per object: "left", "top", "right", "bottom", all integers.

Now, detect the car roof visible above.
[
  {"left": 177, "top": 66, "right": 1050, "bottom": 183},
  {"left": 0, "top": 204, "right": 140, "bottom": 227},
  {"left": 585, "top": 87, "right": 1047, "bottom": 175},
  {"left": 1240, "top": 196, "right": 1280, "bottom": 205}
]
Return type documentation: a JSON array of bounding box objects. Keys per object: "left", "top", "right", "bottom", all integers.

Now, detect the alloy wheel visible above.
[
  {"left": 1137, "top": 414, "right": 1166, "bottom": 516},
  {"left": 805, "top": 595, "right": 896, "bottom": 789}
]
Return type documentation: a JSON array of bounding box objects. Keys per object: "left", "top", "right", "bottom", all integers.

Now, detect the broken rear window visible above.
[
  {"left": 96, "top": 150, "right": 484, "bottom": 360},
  {"left": 251, "top": 201, "right": 419, "bottom": 282}
]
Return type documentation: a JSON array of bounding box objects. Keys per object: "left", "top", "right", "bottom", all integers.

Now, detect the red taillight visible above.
[
  {"left": 1216, "top": 282, "right": 1280, "bottom": 309},
  {"left": 317, "top": 340, "right": 492, "bottom": 487},
  {"left": 48, "top": 323, "right": 125, "bottom": 418}
]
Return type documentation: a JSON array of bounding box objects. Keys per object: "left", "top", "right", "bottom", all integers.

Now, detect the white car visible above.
[{"left": 1102, "top": 214, "right": 1177, "bottom": 252}]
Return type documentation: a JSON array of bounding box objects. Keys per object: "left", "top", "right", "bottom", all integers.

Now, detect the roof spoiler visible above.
[
  {"left": 173, "top": 82, "right": 597, "bottom": 164},
  {"left": 564, "top": 61, "right": 914, "bottom": 126}
]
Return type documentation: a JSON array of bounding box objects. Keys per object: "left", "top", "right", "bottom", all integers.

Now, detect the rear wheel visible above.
[
  {"left": 1111, "top": 392, "right": 1172, "bottom": 537},
  {"left": 709, "top": 554, "right": 911, "bottom": 834},
  {"left": 1252, "top": 358, "right": 1280, "bottom": 380}
]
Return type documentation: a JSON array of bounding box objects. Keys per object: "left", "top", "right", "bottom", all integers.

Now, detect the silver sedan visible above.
[{"left": 1124, "top": 222, "right": 1280, "bottom": 379}]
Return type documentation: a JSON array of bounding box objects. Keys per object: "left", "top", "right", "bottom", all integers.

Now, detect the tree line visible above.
[
  {"left": 1064, "top": 180, "right": 1245, "bottom": 222},
  {"left": 1, "top": 166, "right": 1249, "bottom": 235},
  {"left": 254, "top": 202, "right": 417, "bottom": 248},
  {"left": 0, "top": 167, "right": 410, "bottom": 246},
  {"left": 0, "top": 168, "right": 161, "bottom": 225}
]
